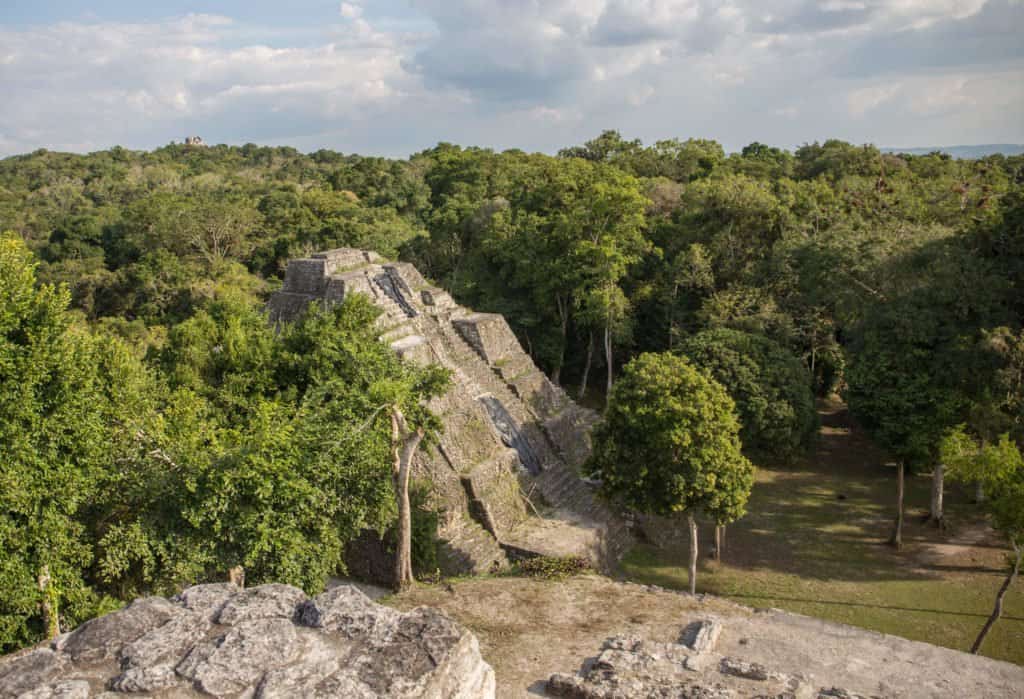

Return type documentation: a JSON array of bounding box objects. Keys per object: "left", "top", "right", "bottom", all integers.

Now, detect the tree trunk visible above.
[
  {"left": 578, "top": 331, "right": 594, "bottom": 402},
  {"left": 228, "top": 566, "right": 245, "bottom": 588},
  {"left": 713, "top": 524, "right": 723, "bottom": 561},
  {"left": 929, "top": 463, "right": 945, "bottom": 527},
  {"left": 391, "top": 407, "right": 424, "bottom": 592},
  {"left": 552, "top": 294, "right": 569, "bottom": 385},
  {"left": 975, "top": 481, "right": 986, "bottom": 504},
  {"left": 668, "top": 283, "right": 678, "bottom": 350},
  {"left": 38, "top": 565, "right": 59, "bottom": 639},
  {"left": 971, "top": 544, "right": 1022, "bottom": 654},
  {"left": 889, "top": 461, "right": 905, "bottom": 551},
  {"left": 688, "top": 512, "right": 698, "bottom": 595},
  {"left": 604, "top": 322, "right": 614, "bottom": 400}
]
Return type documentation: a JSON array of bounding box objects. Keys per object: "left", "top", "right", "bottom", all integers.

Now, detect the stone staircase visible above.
[
  {"left": 268, "top": 248, "right": 633, "bottom": 576},
  {"left": 437, "top": 516, "right": 507, "bottom": 576}
]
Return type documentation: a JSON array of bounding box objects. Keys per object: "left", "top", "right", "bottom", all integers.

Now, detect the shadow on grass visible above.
[
  {"left": 628, "top": 401, "right": 1009, "bottom": 585},
  {"left": 719, "top": 592, "right": 1024, "bottom": 622}
]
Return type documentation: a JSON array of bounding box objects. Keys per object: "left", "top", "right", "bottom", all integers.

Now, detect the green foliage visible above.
[
  {"left": 941, "top": 426, "right": 1024, "bottom": 548},
  {"left": 586, "top": 353, "right": 754, "bottom": 524},
  {"left": 678, "top": 328, "right": 817, "bottom": 460},
  {"left": 515, "top": 555, "right": 592, "bottom": 580},
  {"left": 0, "top": 232, "right": 134, "bottom": 650},
  {"left": 408, "top": 483, "right": 440, "bottom": 577},
  {"left": 96, "top": 296, "right": 449, "bottom": 596},
  {"left": 0, "top": 234, "right": 449, "bottom": 649}
]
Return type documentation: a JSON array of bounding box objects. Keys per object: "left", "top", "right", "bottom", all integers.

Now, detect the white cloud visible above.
[
  {"left": 340, "top": 2, "right": 363, "bottom": 20},
  {"left": 0, "top": 13, "right": 426, "bottom": 154},
  {"left": 628, "top": 84, "right": 656, "bottom": 106},
  {"left": 879, "top": 0, "right": 988, "bottom": 29},
  {"left": 0, "top": 1, "right": 1020, "bottom": 156},
  {"left": 847, "top": 83, "right": 902, "bottom": 116},
  {"left": 821, "top": 1, "right": 867, "bottom": 11}
]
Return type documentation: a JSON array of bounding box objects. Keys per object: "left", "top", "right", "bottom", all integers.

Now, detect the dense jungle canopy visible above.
[{"left": 1, "top": 132, "right": 1022, "bottom": 652}]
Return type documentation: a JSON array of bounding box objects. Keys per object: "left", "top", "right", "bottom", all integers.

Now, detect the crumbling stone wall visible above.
[{"left": 268, "top": 249, "right": 631, "bottom": 578}]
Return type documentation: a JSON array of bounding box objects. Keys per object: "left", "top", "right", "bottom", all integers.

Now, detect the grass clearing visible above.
[{"left": 618, "top": 398, "right": 1024, "bottom": 665}]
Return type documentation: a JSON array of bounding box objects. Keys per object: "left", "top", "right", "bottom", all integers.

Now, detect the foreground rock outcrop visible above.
[
  {"left": 547, "top": 623, "right": 841, "bottom": 698},
  {"left": 389, "top": 575, "right": 1024, "bottom": 698},
  {"left": 267, "top": 249, "right": 631, "bottom": 576},
  {"left": 0, "top": 583, "right": 495, "bottom": 698}
]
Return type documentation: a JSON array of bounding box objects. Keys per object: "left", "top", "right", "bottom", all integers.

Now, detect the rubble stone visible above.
[{"left": 0, "top": 583, "right": 495, "bottom": 698}]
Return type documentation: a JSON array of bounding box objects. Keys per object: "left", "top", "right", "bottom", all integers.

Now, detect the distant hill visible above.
[{"left": 882, "top": 144, "right": 1024, "bottom": 159}]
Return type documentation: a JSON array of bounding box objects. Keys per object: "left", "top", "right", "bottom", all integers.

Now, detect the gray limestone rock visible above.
[
  {"left": 298, "top": 584, "right": 402, "bottom": 637},
  {"left": 171, "top": 582, "right": 239, "bottom": 621},
  {"left": 719, "top": 657, "right": 779, "bottom": 681},
  {"left": 17, "top": 680, "right": 91, "bottom": 699},
  {"left": 0, "top": 648, "right": 66, "bottom": 698},
  {"left": 0, "top": 583, "right": 495, "bottom": 698},
  {"left": 111, "top": 608, "right": 211, "bottom": 692},
  {"left": 683, "top": 619, "right": 723, "bottom": 653},
  {"left": 61, "top": 596, "right": 182, "bottom": 664},
  {"left": 215, "top": 582, "right": 307, "bottom": 624},
  {"left": 176, "top": 617, "right": 303, "bottom": 695},
  {"left": 548, "top": 626, "right": 851, "bottom": 699}
]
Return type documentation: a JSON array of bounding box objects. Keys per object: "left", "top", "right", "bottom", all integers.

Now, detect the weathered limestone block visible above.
[
  {"left": 463, "top": 450, "right": 529, "bottom": 536},
  {"left": 112, "top": 609, "right": 211, "bottom": 692},
  {"left": 338, "top": 269, "right": 379, "bottom": 299},
  {"left": 392, "top": 334, "right": 431, "bottom": 363},
  {"left": 719, "top": 657, "right": 779, "bottom": 681},
  {"left": 298, "top": 584, "right": 402, "bottom": 637},
  {"left": 215, "top": 583, "right": 308, "bottom": 624},
  {"left": 283, "top": 258, "right": 329, "bottom": 294},
  {"left": 452, "top": 314, "right": 522, "bottom": 365},
  {"left": 267, "top": 291, "right": 317, "bottom": 324},
  {"left": 548, "top": 629, "right": 815, "bottom": 699},
  {"left": 18, "top": 680, "right": 90, "bottom": 699},
  {"left": 312, "top": 248, "right": 378, "bottom": 274},
  {"left": 385, "top": 262, "right": 428, "bottom": 293},
  {"left": 172, "top": 582, "right": 239, "bottom": 620},
  {"left": 0, "top": 583, "right": 495, "bottom": 699},
  {"left": 61, "top": 596, "right": 183, "bottom": 664},
  {"left": 0, "top": 648, "right": 66, "bottom": 697},
  {"left": 683, "top": 619, "right": 723, "bottom": 654},
  {"left": 420, "top": 287, "right": 454, "bottom": 309},
  {"left": 177, "top": 617, "right": 303, "bottom": 695},
  {"left": 543, "top": 408, "right": 596, "bottom": 468}
]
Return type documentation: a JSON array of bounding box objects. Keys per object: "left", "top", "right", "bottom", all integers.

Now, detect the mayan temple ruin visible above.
[{"left": 267, "top": 248, "right": 632, "bottom": 576}]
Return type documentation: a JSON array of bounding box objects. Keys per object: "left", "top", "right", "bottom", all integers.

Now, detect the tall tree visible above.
[
  {"left": 678, "top": 328, "right": 817, "bottom": 461},
  {"left": 0, "top": 232, "right": 131, "bottom": 650},
  {"left": 586, "top": 353, "right": 754, "bottom": 593}
]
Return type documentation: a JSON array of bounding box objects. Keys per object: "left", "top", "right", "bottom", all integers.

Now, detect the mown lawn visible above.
[{"left": 618, "top": 399, "right": 1024, "bottom": 665}]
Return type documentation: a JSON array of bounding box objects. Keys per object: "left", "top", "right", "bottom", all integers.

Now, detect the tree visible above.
[
  {"left": 0, "top": 232, "right": 128, "bottom": 650},
  {"left": 568, "top": 164, "right": 650, "bottom": 396},
  {"left": 843, "top": 231, "right": 1008, "bottom": 542},
  {"left": 97, "top": 296, "right": 449, "bottom": 597},
  {"left": 390, "top": 407, "right": 424, "bottom": 591},
  {"left": 586, "top": 353, "right": 754, "bottom": 593},
  {"left": 846, "top": 339, "right": 959, "bottom": 549},
  {"left": 678, "top": 328, "right": 817, "bottom": 461},
  {"left": 941, "top": 427, "right": 1024, "bottom": 654}
]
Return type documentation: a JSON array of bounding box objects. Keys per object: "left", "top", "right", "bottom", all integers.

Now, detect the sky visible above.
[{"left": 1, "top": 0, "right": 1022, "bottom": 157}]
